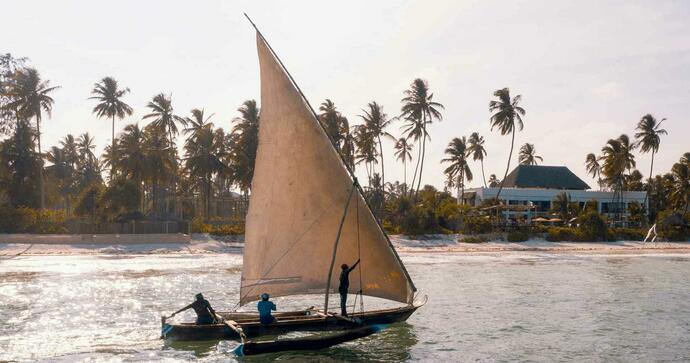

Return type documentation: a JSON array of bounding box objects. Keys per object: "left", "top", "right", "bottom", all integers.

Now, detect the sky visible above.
[{"left": 2, "top": 0, "right": 689, "bottom": 191}]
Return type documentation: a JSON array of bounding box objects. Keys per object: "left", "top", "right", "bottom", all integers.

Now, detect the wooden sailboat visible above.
[{"left": 161, "top": 15, "right": 425, "bottom": 342}]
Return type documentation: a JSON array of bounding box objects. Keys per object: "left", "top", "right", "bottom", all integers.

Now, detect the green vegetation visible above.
[
  {"left": 0, "top": 53, "right": 688, "bottom": 241},
  {"left": 191, "top": 218, "right": 244, "bottom": 235},
  {"left": 578, "top": 211, "right": 608, "bottom": 241},
  {"left": 506, "top": 230, "right": 529, "bottom": 242},
  {"left": 0, "top": 206, "right": 67, "bottom": 233}
]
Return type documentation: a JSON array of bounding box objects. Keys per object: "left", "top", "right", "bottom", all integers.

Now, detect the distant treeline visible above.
[{"left": 0, "top": 53, "right": 688, "bottom": 238}]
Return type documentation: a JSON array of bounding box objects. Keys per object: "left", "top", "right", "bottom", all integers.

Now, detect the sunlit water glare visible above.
[{"left": 2, "top": 252, "right": 690, "bottom": 362}]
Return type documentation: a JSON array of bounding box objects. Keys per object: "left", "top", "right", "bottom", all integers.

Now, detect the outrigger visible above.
[{"left": 161, "top": 14, "right": 426, "bottom": 351}]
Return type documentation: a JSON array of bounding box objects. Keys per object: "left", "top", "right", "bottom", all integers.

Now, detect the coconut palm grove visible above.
[{"left": 0, "top": 53, "right": 688, "bottom": 240}]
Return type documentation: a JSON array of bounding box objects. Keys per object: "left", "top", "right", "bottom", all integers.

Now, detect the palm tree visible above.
[
  {"left": 0, "top": 53, "right": 28, "bottom": 132},
  {"left": 77, "top": 132, "right": 96, "bottom": 162},
  {"left": 489, "top": 88, "right": 525, "bottom": 201},
  {"left": 601, "top": 134, "right": 636, "bottom": 217},
  {"left": 393, "top": 137, "right": 413, "bottom": 193},
  {"left": 319, "top": 99, "right": 347, "bottom": 150},
  {"left": 671, "top": 156, "right": 690, "bottom": 214},
  {"left": 467, "top": 132, "right": 488, "bottom": 187},
  {"left": 143, "top": 93, "right": 185, "bottom": 146},
  {"left": 1, "top": 119, "right": 41, "bottom": 207},
  {"left": 183, "top": 108, "right": 214, "bottom": 136},
  {"left": 442, "top": 137, "right": 473, "bottom": 204},
  {"left": 601, "top": 134, "right": 636, "bottom": 189},
  {"left": 340, "top": 124, "right": 356, "bottom": 171},
  {"left": 551, "top": 192, "right": 575, "bottom": 220},
  {"left": 359, "top": 102, "right": 394, "bottom": 187},
  {"left": 142, "top": 124, "right": 174, "bottom": 215},
  {"left": 682, "top": 152, "right": 690, "bottom": 166},
  {"left": 3, "top": 67, "right": 59, "bottom": 209},
  {"left": 143, "top": 93, "right": 185, "bottom": 213},
  {"left": 77, "top": 132, "right": 100, "bottom": 187},
  {"left": 230, "top": 100, "right": 260, "bottom": 194},
  {"left": 101, "top": 143, "right": 119, "bottom": 179},
  {"left": 353, "top": 124, "right": 378, "bottom": 186},
  {"left": 585, "top": 153, "right": 603, "bottom": 190},
  {"left": 89, "top": 76, "right": 133, "bottom": 177},
  {"left": 518, "top": 143, "right": 542, "bottom": 165},
  {"left": 488, "top": 174, "right": 500, "bottom": 188},
  {"left": 116, "top": 124, "right": 146, "bottom": 210},
  {"left": 400, "top": 78, "right": 444, "bottom": 194},
  {"left": 635, "top": 114, "right": 667, "bottom": 210},
  {"left": 625, "top": 169, "right": 645, "bottom": 191},
  {"left": 45, "top": 146, "right": 71, "bottom": 211},
  {"left": 60, "top": 134, "right": 79, "bottom": 171},
  {"left": 185, "top": 126, "right": 227, "bottom": 218}
]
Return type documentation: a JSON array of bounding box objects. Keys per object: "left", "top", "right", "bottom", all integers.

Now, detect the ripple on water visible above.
[
  {"left": 2, "top": 254, "right": 690, "bottom": 362},
  {"left": 0, "top": 271, "right": 41, "bottom": 283}
]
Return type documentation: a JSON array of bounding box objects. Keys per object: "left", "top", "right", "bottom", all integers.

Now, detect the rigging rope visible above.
[{"left": 356, "top": 191, "right": 364, "bottom": 314}]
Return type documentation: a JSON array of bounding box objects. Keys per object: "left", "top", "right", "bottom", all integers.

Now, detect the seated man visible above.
[
  {"left": 170, "top": 293, "right": 218, "bottom": 325},
  {"left": 257, "top": 293, "right": 276, "bottom": 325}
]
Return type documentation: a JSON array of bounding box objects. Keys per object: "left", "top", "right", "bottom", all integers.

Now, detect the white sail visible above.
[{"left": 239, "top": 32, "right": 415, "bottom": 306}]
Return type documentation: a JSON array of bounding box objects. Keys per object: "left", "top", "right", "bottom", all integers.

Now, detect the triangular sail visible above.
[{"left": 239, "top": 31, "right": 415, "bottom": 306}]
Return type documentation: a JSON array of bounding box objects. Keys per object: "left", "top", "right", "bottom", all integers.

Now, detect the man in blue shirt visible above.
[{"left": 257, "top": 293, "right": 276, "bottom": 325}]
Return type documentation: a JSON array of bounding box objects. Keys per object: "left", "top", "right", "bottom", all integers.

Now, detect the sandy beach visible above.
[{"left": 1, "top": 234, "right": 689, "bottom": 257}]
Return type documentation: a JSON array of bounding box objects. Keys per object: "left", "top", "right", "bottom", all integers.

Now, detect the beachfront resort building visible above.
[{"left": 464, "top": 165, "right": 647, "bottom": 222}]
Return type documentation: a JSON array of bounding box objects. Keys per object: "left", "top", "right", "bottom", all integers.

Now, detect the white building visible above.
[{"left": 464, "top": 165, "right": 646, "bottom": 220}]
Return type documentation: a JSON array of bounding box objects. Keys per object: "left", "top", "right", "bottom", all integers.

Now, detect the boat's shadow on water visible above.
[{"left": 163, "top": 323, "right": 417, "bottom": 362}]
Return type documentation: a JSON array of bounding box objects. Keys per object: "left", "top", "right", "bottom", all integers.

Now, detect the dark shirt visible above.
[
  {"left": 190, "top": 299, "right": 215, "bottom": 324},
  {"left": 339, "top": 268, "right": 351, "bottom": 293},
  {"left": 338, "top": 261, "right": 359, "bottom": 293}
]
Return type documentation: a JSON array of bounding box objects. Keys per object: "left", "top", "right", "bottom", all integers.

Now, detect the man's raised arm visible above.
[{"left": 349, "top": 259, "right": 361, "bottom": 272}]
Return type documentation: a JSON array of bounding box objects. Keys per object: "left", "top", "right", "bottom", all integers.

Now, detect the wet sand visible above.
[{"left": 0, "top": 234, "right": 688, "bottom": 257}]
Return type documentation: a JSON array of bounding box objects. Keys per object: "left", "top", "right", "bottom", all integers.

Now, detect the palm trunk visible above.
[
  {"left": 153, "top": 177, "right": 158, "bottom": 216},
  {"left": 111, "top": 115, "right": 115, "bottom": 178},
  {"left": 37, "top": 118, "right": 44, "bottom": 210},
  {"left": 416, "top": 122, "right": 427, "bottom": 195},
  {"left": 169, "top": 129, "right": 177, "bottom": 217},
  {"left": 457, "top": 168, "right": 464, "bottom": 205},
  {"left": 643, "top": 150, "right": 654, "bottom": 218},
  {"left": 403, "top": 158, "right": 407, "bottom": 194},
  {"left": 461, "top": 180, "right": 465, "bottom": 206},
  {"left": 206, "top": 174, "right": 211, "bottom": 219},
  {"left": 378, "top": 136, "right": 385, "bottom": 188},
  {"left": 495, "top": 127, "right": 515, "bottom": 202},
  {"left": 409, "top": 143, "right": 421, "bottom": 196},
  {"left": 365, "top": 162, "right": 371, "bottom": 187},
  {"left": 139, "top": 177, "right": 144, "bottom": 212},
  {"left": 480, "top": 159, "right": 487, "bottom": 188}
]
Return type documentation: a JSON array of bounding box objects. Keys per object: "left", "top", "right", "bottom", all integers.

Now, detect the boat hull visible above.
[
  {"left": 234, "top": 324, "right": 386, "bottom": 356},
  {"left": 161, "top": 305, "right": 418, "bottom": 341}
]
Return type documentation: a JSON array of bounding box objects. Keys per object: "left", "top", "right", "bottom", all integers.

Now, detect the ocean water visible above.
[{"left": 1, "top": 252, "right": 690, "bottom": 362}]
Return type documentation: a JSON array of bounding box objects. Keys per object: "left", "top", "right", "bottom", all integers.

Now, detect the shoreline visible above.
[{"left": 1, "top": 234, "right": 689, "bottom": 257}]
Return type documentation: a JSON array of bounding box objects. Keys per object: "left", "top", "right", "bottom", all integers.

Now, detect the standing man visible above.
[
  {"left": 338, "top": 259, "right": 360, "bottom": 317},
  {"left": 170, "top": 293, "right": 218, "bottom": 325}
]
